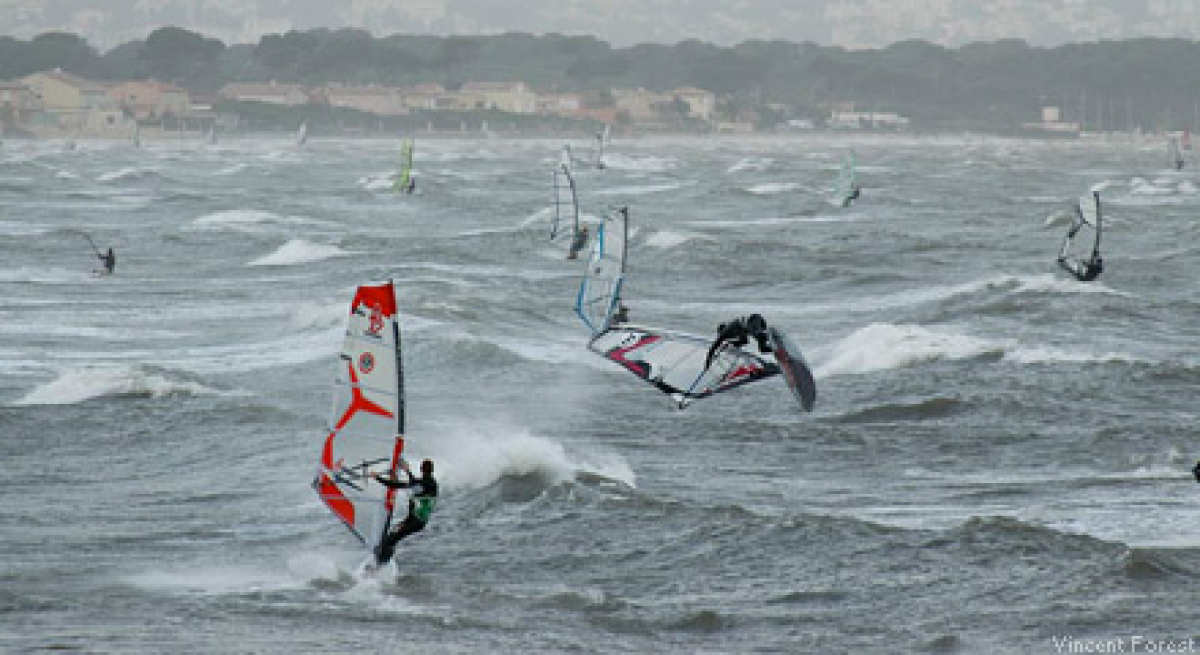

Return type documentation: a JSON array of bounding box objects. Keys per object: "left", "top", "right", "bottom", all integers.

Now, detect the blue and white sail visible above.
[{"left": 575, "top": 206, "right": 628, "bottom": 334}]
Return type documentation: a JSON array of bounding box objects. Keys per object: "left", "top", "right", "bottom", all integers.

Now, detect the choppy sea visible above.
[{"left": 2, "top": 134, "right": 1199, "bottom": 653}]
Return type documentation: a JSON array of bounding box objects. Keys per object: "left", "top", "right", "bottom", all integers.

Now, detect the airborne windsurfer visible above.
[
  {"left": 705, "top": 313, "right": 772, "bottom": 368},
  {"left": 372, "top": 458, "right": 438, "bottom": 565}
]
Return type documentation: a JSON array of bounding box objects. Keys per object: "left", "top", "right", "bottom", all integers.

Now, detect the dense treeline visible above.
[{"left": 4, "top": 27, "right": 1200, "bottom": 132}]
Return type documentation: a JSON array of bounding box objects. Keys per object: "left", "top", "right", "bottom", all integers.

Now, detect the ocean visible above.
[{"left": 2, "top": 134, "right": 1198, "bottom": 653}]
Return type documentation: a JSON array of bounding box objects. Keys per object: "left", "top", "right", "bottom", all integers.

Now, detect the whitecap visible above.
[{"left": 248, "top": 239, "right": 351, "bottom": 267}]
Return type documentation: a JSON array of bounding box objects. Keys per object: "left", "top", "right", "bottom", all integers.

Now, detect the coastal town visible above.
[{"left": 0, "top": 67, "right": 919, "bottom": 140}]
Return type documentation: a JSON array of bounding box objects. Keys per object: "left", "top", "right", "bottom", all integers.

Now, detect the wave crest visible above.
[{"left": 14, "top": 365, "right": 230, "bottom": 406}]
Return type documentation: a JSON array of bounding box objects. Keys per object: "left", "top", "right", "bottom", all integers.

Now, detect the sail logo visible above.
[
  {"left": 358, "top": 352, "right": 375, "bottom": 374},
  {"left": 366, "top": 304, "right": 385, "bottom": 337}
]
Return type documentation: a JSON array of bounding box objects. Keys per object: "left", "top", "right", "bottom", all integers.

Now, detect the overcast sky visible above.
[{"left": 3, "top": 0, "right": 1200, "bottom": 49}]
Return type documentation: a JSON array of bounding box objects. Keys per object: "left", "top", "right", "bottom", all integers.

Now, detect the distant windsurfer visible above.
[
  {"left": 1192, "top": 460, "right": 1200, "bottom": 483},
  {"left": 567, "top": 225, "right": 590, "bottom": 260},
  {"left": 372, "top": 458, "right": 438, "bottom": 565},
  {"left": 843, "top": 184, "right": 861, "bottom": 207},
  {"left": 98, "top": 247, "right": 116, "bottom": 275},
  {"left": 1057, "top": 253, "right": 1102, "bottom": 282},
  {"left": 705, "top": 313, "right": 772, "bottom": 368},
  {"left": 611, "top": 304, "right": 630, "bottom": 325}
]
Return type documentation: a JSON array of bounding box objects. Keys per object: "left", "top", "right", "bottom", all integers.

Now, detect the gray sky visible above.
[{"left": 3, "top": 0, "right": 1200, "bottom": 49}]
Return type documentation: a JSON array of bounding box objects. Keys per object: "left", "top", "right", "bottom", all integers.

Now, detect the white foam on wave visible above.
[
  {"left": 600, "top": 152, "right": 676, "bottom": 172},
  {"left": 726, "top": 157, "right": 774, "bottom": 173},
  {"left": 594, "top": 181, "right": 691, "bottom": 196},
  {"left": 357, "top": 171, "right": 400, "bottom": 191},
  {"left": 643, "top": 229, "right": 713, "bottom": 249},
  {"left": 129, "top": 563, "right": 306, "bottom": 596},
  {"left": 816, "top": 323, "right": 1004, "bottom": 377},
  {"left": 13, "top": 365, "right": 229, "bottom": 406},
  {"left": 212, "top": 163, "right": 248, "bottom": 176},
  {"left": 816, "top": 322, "right": 1144, "bottom": 377},
  {"left": 192, "top": 209, "right": 337, "bottom": 233},
  {"left": 0, "top": 266, "right": 96, "bottom": 284},
  {"left": 248, "top": 239, "right": 351, "bottom": 267},
  {"left": 421, "top": 419, "right": 636, "bottom": 491},
  {"left": 1003, "top": 345, "right": 1146, "bottom": 366},
  {"left": 746, "top": 182, "right": 800, "bottom": 195},
  {"left": 0, "top": 220, "right": 52, "bottom": 237},
  {"left": 194, "top": 208, "right": 280, "bottom": 227},
  {"left": 96, "top": 167, "right": 154, "bottom": 183}
]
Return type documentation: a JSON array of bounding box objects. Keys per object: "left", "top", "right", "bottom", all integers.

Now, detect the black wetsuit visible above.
[
  {"left": 844, "top": 185, "right": 861, "bottom": 206},
  {"left": 1058, "top": 255, "right": 1102, "bottom": 282},
  {"left": 567, "top": 228, "right": 590, "bottom": 260},
  {"left": 374, "top": 471, "right": 438, "bottom": 564},
  {"left": 99, "top": 249, "right": 115, "bottom": 274},
  {"left": 705, "top": 314, "right": 771, "bottom": 368},
  {"left": 1192, "top": 460, "right": 1200, "bottom": 483}
]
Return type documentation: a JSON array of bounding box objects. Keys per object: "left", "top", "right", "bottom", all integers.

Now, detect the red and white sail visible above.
[{"left": 313, "top": 281, "right": 406, "bottom": 551}]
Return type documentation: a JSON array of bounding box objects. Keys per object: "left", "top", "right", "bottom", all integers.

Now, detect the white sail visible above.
[
  {"left": 1058, "top": 191, "right": 1103, "bottom": 278},
  {"left": 559, "top": 144, "right": 572, "bottom": 173},
  {"left": 829, "top": 149, "right": 857, "bottom": 206},
  {"left": 296, "top": 122, "right": 308, "bottom": 147},
  {"left": 551, "top": 163, "right": 579, "bottom": 241},
  {"left": 588, "top": 325, "right": 780, "bottom": 409},
  {"left": 576, "top": 207, "right": 628, "bottom": 334},
  {"left": 595, "top": 126, "right": 608, "bottom": 169},
  {"left": 314, "top": 281, "right": 407, "bottom": 552}
]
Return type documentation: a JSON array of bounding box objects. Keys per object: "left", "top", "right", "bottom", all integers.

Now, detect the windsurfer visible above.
[
  {"left": 705, "top": 313, "right": 772, "bottom": 368},
  {"left": 1057, "top": 253, "right": 1102, "bottom": 282},
  {"left": 844, "top": 184, "right": 861, "bottom": 206},
  {"left": 373, "top": 458, "right": 438, "bottom": 565},
  {"left": 1192, "top": 460, "right": 1200, "bottom": 483},
  {"left": 567, "top": 225, "right": 590, "bottom": 260},
  {"left": 611, "top": 304, "right": 630, "bottom": 325},
  {"left": 98, "top": 247, "right": 116, "bottom": 275}
]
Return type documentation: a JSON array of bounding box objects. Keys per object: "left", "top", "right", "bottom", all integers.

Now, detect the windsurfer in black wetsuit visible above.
[
  {"left": 705, "top": 313, "right": 772, "bottom": 368},
  {"left": 611, "top": 303, "right": 629, "bottom": 325},
  {"left": 1058, "top": 253, "right": 1102, "bottom": 282},
  {"left": 844, "top": 183, "right": 861, "bottom": 206},
  {"left": 372, "top": 458, "right": 438, "bottom": 566},
  {"left": 98, "top": 247, "right": 116, "bottom": 275},
  {"left": 567, "top": 225, "right": 590, "bottom": 260},
  {"left": 1192, "top": 460, "right": 1200, "bottom": 483}
]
